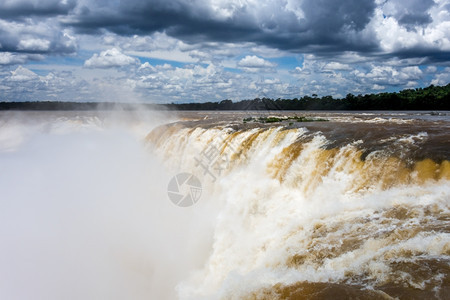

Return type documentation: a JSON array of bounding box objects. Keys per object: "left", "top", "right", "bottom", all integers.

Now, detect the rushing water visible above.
[{"left": 0, "top": 110, "right": 449, "bottom": 299}]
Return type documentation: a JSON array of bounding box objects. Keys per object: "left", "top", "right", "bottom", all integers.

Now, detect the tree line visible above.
[
  {"left": 167, "top": 84, "right": 450, "bottom": 111},
  {"left": 1, "top": 83, "right": 449, "bottom": 111}
]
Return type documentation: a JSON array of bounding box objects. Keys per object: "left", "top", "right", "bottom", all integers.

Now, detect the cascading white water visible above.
[
  {"left": 148, "top": 120, "right": 449, "bottom": 299},
  {"left": 0, "top": 110, "right": 448, "bottom": 299}
]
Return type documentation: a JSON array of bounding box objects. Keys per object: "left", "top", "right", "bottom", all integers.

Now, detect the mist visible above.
[
  {"left": 1, "top": 110, "right": 448, "bottom": 299},
  {"left": 0, "top": 110, "right": 216, "bottom": 300}
]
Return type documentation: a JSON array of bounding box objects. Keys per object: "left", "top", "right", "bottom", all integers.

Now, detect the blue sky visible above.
[{"left": 0, "top": 0, "right": 449, "bottom": 103}]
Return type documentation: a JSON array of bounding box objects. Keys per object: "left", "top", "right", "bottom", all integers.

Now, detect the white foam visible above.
[{"left": 1, "top": 113, "right": 448, "bottom": 300}]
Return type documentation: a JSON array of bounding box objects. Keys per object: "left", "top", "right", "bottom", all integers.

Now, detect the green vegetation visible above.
[
  {"left": 0, "top": 83, "right": 449, "bottom": 111},
  {"left": 165, "top": 83, "right": 450, "bottom": 111}
]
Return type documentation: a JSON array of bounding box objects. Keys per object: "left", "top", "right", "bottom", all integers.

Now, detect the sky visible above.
[{"left": 0, "top": 0, "right": 449, "bottom": 103}]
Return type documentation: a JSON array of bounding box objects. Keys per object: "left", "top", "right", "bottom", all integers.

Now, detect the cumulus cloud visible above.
[
  {"left": 56, "top": 0, "right": 450, "bottom": 62},
  {"left": 238, "top": 55, "right": 276, "bottom": 69},
  {"left": 0, "top": 0, "right": 449, "bottom": 102},
  {"left": 17, "top": 38, "right": 51, "bottom": 52},
  {"left": 0, "top": 53, "right": 28, "bottom": 65},
  {"left": 323, "top": 62, "right": 352, "bottom": 71},
  {"left": 63, "top": 0, "right": 378, "bottom": 54},
  {"left": 382, "top": 0, "right": 435, "bottom": 29},
  {"left": 0, "top": 66, "right": 96, "bottom": 102},
  {"left": 84, "top": 48, "right": 139, "bottom": 69},
  {"left": 425, "top": 65, "right": 438, "bottom": 73},
  {"left": 8, "top": 65, "right": 38, "bottom": 81},
  {"left": 353, "top": 65, "right": 424, "bottom": 86},
  {"left": 2, "top": 0, "right": 450, "bottom": 61},
  {"left": 130, "top": 62, "right": 290, "bottom": 101},
  {"left": 372, "top": 84, "right": 385, "bottom": 90},
  {"left": 431, "top": 67, "right": 450, "bottom": 86},
  {"left": 0, "top": 60, "right": 301, "bottom": 103},
  {"left": 369, "top": 0, "right": 450, "bottom": 61},
  {"left": 0, "top": 18, "right": 78, "bottom": 57}
]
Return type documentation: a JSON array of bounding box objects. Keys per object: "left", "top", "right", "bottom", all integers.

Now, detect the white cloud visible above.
[
  {"left": 0, "top": 0, "right": 449, "bottom": 103},
  {"left": 0, "top": 66, "right": 102, "bottom": 102},
  {"left": 95, "top": 32, "right": 198, "bottom": 63},
  {"left": 370, "top": 0, "right": 450, "bottom": 54},
  {"left": 291, "top": 66, "right": 303, "bottom": 74},
  {"left": 401, "top": 66, "right": 423, "bottom": 80},
  {"left": 431, "top": 67, "right": 450, "bottom": 86},
  {"left": 0, "top": 53, "right": 27, "bottom": 65},
  {"left": 238, "top": 55, "right": 276, "bottom": 68},
  {"left": 372, "top": 84, "right": 385, "bottom": 90},
  {"left": 9, "top": 66, "right": 38, "bottom": 82},
  {"left": 137, "top": 62, "right": 156, "bottom": 73},
  {"left": 84, "top": 48, "right": 139, "bottom": 69},
  {"left": 237, "top": 55, "right": 277, "bottom": 73},
  {"left": 0, "top": 19, "right": 77, "bottom": 59},
  {"left": 425, "top": 66, "right": 437, "bottom": 73},
  {"left": 353, "top": 65, "right": 423, "bottom": 86},
  {"left": 323, "top": 62, "right": 351, "bottom": 71},
  {"left": 123, "top": 61, "right": 296, "bottom": 102},
  {"left": 17, "top": 39, "right": 50, "bottom": 52}
]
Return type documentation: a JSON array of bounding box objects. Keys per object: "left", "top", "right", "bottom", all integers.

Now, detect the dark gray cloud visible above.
[
  {"left": 300, "top": 0, "right": 375, "bottom": 33},
  {"left": 66, "top": 0, "right": 259, "bottom": 39},
  {"left": 383, "top": 0, "right": 436, "bottom": 29},
  {"left": 0, "top": 0, "right": 78, "bottom": 59},
  {"left": 64, "top": 0, "right": 379, "bottom": 54},
  {"left": 1, "top": 0, "right": 447, "bottom": 61},
  {"left": 0, "top": 0, "right": 449, "bottom": 103},
  {"left": 388, "top": 49, "right": 450, "bottom": 64},
  {"left": 0, "top": 0, "right": 76, "bottom": 20},
  {"left": 0, "top": 15, "right": 77, "bottom": 58}
]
